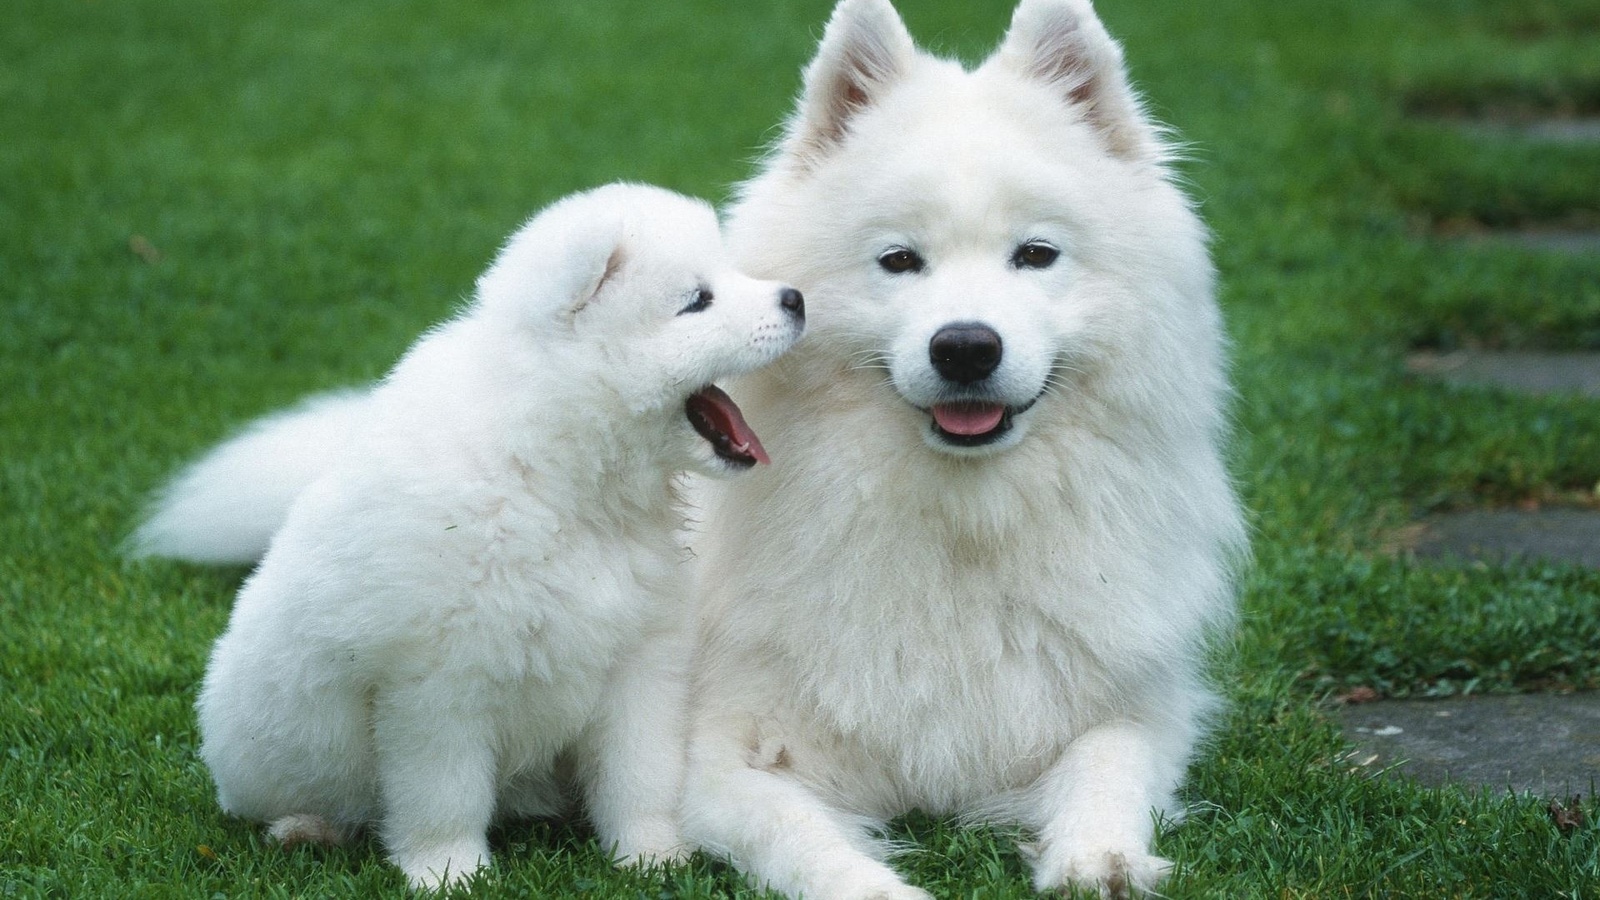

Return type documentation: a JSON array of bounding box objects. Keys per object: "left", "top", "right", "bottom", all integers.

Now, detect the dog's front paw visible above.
[
  {"left": 393, "top": 840, "right": 490, "bottom": 891},
  {"left": 835, "top": 880, "right": 933, "bottom": 900},
  {"left": 817, "top": 864, "right": 933, "bottom": 900},
  {"left": 1030, "top": 846, "right": 1172, "bottom": 899},
  {"left": 607, "top": 818, "right": 693, "bottom": 868},
  {"left": 851, "top": 883, "right": 934, "bottom": 896},
  {"left": 864, "top": 887, "right": 934, "bottom": 900}
]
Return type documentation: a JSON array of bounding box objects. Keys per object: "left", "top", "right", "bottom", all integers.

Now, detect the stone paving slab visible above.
[
  {"left": 1435, "top": 228, "right": 1600, "bottom": 254},
  {"left": 1405, "top": 509, "right": 1600, "bottom": 568},
  {"left": 1407, "top": 350, "right": 1600, "bottom": 397},
  {"left": 1483, "top": 230, "right": 1600, "bottom": 254},
  {"left": 1514, "top": 119, "right": 1600, "bottom": 142},
  {"left": 1342, "top": 693, "right": 1600, "bottom": 796},
  {"left": 1449, "top": 117, "right": 1600, "bottom": 143}
]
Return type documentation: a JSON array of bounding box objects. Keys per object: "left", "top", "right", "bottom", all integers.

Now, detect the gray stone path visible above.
[
  {"left": 1341, "top": 693, "right": 1600, "bottom": 796},
  {"left": 1434, "top": 113, "right": 1600, "bottom": 251},
  {"left": 1406, "top": 509, "right": 1600, "bottom": 568},
  {"left": 1401, "top": 348, "right": 1600, "bottom": 564},
  {"left": 1460, "top": 229, "right": 1600, "bottom": 254},
  {"left": 1449, "top": 117, "right": 1600, "bottom": 144},
  {"left": 1407, "top": 350, "right": 1600, "bottom": 396},
  {"left": 1367, "top": 109, "right": 1600, "bottom": 801}
]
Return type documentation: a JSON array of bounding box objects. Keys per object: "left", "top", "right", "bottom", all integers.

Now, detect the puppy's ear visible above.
[
  {"left": 566, "top": 239, "right": 627, "bottom": 320},
  {"left": 473, "top": 214, "right": 626, "bottom": 326},
  {"left": 994, "top": 0, "right": 1160, "bottom": 161},
  {"left": 785, "top": 0, "right": 916, "bottom": 165}
]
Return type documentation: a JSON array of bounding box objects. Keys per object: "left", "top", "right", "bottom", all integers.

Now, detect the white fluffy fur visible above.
[
  {"left": 130, "top": 389, "right": 374, "bottom": 564},
  {"left": 149, "top": 184, "right": 804, "bottom": 889},
  {"left": 679, "top": 2, "right": 1246, "bottom": 898}
]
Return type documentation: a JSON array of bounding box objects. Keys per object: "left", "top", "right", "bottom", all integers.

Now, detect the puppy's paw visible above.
[
  {"left": 855, "top": 887, "right": 934, "bottom": 900},
  {"left": 1031, "top": 846, "right": 1172, "bottom": 899},
  {"left": 267, "top": 813, "right": 348, "bottom": 847},
  {"left": 393, "top": 841, "right": 489, "bottom": 891},
  {"left": 608, "top": 818, "right": 693, "bottom": 868}
]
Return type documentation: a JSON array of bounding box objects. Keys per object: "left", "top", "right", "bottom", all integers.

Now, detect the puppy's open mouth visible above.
[{"left": 686, "top": 385, "right": 769, "bottom": 468}]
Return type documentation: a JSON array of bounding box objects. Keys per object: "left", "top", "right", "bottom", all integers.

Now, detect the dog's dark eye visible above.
[
  {"left": 679, "top": 287, "right": 713, "bottom": 315},
  {"left": 877, "top": 248, "right": 925, "bottom": 275},
  {"left": 1012, "top": 241, "right": 1060, "bottom": 270}
]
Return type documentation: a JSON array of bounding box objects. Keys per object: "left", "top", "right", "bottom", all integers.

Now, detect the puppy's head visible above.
[{"left": 477, "top": 184, "right": 806, "bottom": 476}]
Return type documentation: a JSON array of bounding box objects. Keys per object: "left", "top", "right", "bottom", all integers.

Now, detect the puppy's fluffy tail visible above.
[{"left": 128, "top": 389, "right": 372, "bottom": 564}]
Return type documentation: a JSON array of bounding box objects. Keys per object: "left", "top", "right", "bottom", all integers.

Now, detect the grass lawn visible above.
[{"left": 4, "top": 0, "right": 1600, "bottom": 896}]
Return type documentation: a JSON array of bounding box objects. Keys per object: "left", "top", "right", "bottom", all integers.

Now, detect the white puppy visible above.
[
  {"left": 144, "top": 184, "right": 804, "bottom": 889},
  {"left": 680, "top": 1, "right": 1246, "bottom": 898}
]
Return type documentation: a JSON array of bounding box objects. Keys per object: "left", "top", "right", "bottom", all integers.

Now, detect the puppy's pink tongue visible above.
[
  {"left": 687, "top": 385, "right": 770, "bottom": 465},
  {"left": 932, "top": 402, "right": 1005, "bottom": 436}
]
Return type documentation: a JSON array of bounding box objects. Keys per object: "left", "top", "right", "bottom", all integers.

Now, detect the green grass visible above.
[{"left": 4, "top": 0, "right": 1600, "bottom": 896}]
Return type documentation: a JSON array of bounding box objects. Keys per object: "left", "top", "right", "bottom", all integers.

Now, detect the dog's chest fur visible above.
[{"left": 699, "top": 450, "right": 1186, "bottom": 813}]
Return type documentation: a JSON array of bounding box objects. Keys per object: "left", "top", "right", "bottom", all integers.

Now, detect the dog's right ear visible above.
[{"left": 785, "top": 0, "right": 915, "bottom": 165}]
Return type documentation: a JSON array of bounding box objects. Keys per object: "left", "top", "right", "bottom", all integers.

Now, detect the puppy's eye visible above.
[
  {"left": 1012, "top": 241, "right": 1060, "bottom": 269},
  {"left": 678, "top": 287, "right": 713, "bottom": 315},
  {"left": 877, "top": 248, "right": 925, "bottom": 275}
]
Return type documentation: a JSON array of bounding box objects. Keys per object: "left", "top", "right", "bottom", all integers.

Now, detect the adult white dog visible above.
[
  {"left": 134, "top": 184, "right": 805, "bottom": 889},
  {"left": 678, "top": 1, "right": 1246, "bottom": 897}
]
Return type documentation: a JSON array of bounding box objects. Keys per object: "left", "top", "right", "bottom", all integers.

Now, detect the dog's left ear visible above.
[{"left": 994, "top": 0, "right": 1160, "bottom": 161}]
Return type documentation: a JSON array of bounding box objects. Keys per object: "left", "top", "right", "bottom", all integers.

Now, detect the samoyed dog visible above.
[
  {"left": 132, "top": 184, "right": 805, "bottom": 889},
  {"left": 678, "top": 1, "right": 1246, "bottom": 898}
]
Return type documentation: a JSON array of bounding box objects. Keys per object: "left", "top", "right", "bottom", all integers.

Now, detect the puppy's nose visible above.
[
  {"left": 929, "top": 323, "right": 1002, "bottom": 384},
  {"left": 779, "top": 287, "right": 805, "bottom": 319}
]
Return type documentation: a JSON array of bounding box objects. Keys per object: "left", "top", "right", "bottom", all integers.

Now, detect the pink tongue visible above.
[
  {"left": 690, "top": 385, "right": 770, "bottom": 465},
  {"left": 932, "top": 402, "right": 1005, "bottom": 436}
]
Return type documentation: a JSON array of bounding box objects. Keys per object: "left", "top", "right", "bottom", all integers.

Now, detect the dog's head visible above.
[
  {"left": 476, "top": 184, "right": 806, "bottom": 476},
  {"left": 729, "top": 0, "right": 1219, "bottom": 460}
]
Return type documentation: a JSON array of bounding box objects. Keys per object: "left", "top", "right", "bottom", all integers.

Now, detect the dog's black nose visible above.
[
  {"left": 929, "top": 323, "right": 1002, "bottom": 384},
  {"left": 779, "top": 287, "right": 805, "bottom": 319}
]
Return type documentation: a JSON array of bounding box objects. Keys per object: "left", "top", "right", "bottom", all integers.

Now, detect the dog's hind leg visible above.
[
  {"left": 268, "top": 813, "right": 355, "bottom": 847},
  {"left": 682, "top": 721, "right": 931, "bottom": 900}
]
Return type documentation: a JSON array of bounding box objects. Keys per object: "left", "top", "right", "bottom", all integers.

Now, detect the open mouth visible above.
[
  {"left": 930, "top": 401, "right": 1012, "bottom": 446},
  {"left": 927, "top": 395, "right": 1042, "bottom": 447},
  {"left": 686, "top": 385, "right": 769, "bottom": 468}
]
